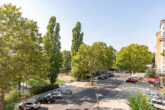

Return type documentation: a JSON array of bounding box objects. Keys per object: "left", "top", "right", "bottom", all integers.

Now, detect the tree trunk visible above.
[
  {"left": 90, "top": 73, "right": 93, "bottom": 86},
  {"left": 131, "top": 70, "right": 134, "bottom": 76},
  {"left": 23, "top": 82, "right": 24, "bottom": 95},
  {"left": 18, "top": 82, "right": 21, "bottom": 90},
  {"left": 0, "top": 89, "right": 5, "bottom": 110}
]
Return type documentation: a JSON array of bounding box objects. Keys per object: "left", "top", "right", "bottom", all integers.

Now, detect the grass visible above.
[
  {"left": 43, "top": 79, "right": 63, "bottom": 85},
  {"left": 55, "top": 79, "right": 63, "bottom": 85}
]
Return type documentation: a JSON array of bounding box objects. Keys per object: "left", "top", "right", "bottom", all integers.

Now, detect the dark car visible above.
[
  {"left": 37, "top": 94, "right": 55, "bottom": 104},
  {"left": 19, "top": 101, "right": 40, "bottom": 110},
  {"left": 108, "top": 73, "right": 114, "bottom": 77},
  {"left": 98, "top": 76, "right": 106, "bottom": 80},
  {"left": 104, "top": 73, "right": 114, "bottom": 78},
  {"left": 103, "top": 74, "right": 109, "bottom": 79},
  {"left": 126, "top": 78, "right": 138, "bottom": 83}
]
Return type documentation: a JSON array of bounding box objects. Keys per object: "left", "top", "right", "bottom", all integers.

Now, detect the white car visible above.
[
  {"left": 143, "top": 91, "right": 159, "bottom": 98},
  {"left": 19, "top": 101, "right": 40, "bottom": 110},
  {"left": 56, "top": 88, "right": 72, "bottom": 95},
  {"left": 93, "top": 77, "right": 98, "bottom": 82},
  {"left": 51, "top": 91, "right": 64, "bottom": 99}
]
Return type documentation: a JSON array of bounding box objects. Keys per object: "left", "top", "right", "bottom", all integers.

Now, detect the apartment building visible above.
[{"left": 156, "top": 20, "right": 165, "bottom": 87}]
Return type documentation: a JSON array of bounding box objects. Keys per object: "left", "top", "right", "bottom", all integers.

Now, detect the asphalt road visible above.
[{"left": 39, "top": 73, "right": 126, "bottom": 110}]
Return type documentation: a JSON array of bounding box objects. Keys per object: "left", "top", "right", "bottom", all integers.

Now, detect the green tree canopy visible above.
[
  {"left": 44, "top": 16, "right": 62, "bottom": 85},
  {"left": 71, "top": 22, "right": 83, "bottom": 56},
  {"left": 116, "top": 44, "right": 153, "bottom": 74},
  {"left": 61, "top": 50, "right": 71, "bottom": 73},
  {"left": 71, "top": 42, "right": 115, "bottom": 84},
  {"left": 0, "top": 4, "right": 47, "bottom": 110}
]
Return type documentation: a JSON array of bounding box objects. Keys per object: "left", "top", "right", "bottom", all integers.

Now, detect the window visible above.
[
  {"left": 163, "top": 41, "right": 165, "bottom": 48},
  {"left": 163, "top": 23, "right": 165, "bottom": 30},
  {"left": 163, "top": 66, "right": 165, "bottom": 72},
  {"left": 163, "top": 32, "right": 165, "bottom": 36},
  {"left": 163, "top": 57, "right": 165, "bottom": 64}
]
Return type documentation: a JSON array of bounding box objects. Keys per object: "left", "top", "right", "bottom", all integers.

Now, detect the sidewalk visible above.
[
  {"left": 92, "top": 99, "right": 129, "bottom": 110},
  {"left": 92, "top": 84, "right": 130, "bottom": 110}
]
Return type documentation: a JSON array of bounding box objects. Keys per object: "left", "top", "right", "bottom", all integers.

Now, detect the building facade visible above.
[{"left": 156, "top": 20, "right": 165, "bottom": 87}]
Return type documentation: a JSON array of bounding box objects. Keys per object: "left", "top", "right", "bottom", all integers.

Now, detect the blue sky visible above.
[{"left": 1, "top": 0, "right": 165, "bottom": 52}]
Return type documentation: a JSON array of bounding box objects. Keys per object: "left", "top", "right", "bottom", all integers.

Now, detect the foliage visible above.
[
  {"left": 0, "top": 4, "right": 47, "bottom": 109},
  {"left": 71, "top": 22, "right": 83, "bottom": 56},
  {"left": 44, "top": 16, "right": 62, "bottom": 85},
  {"left": 147, "top": 69, "right": 156, "bottom": 78},
  {"left": 71, "top": 44, "right": 91, "bottom": 81},
  {"left": 116, "top": 44, "right": 153, "bottom": 74},
  {"left": 28, "top": 79, "right": 59, "bottom": 95},
  {"left": 162, "top": 50, "right": 165, "bottom": 57},
  {"left": 71, "top": 42, "right": 115, "bottom": 83},
  {"left": 61, "top": 50, "right": 71, "bottom": 73},
  {"left": 151, "top": 53, "right": 155, "bottom": 68},
  {"left": 55, "top": 79, "right": 63, "bottom": 85},
  {"left": 4, "top": 90, "right": 22, "bottom": 110},
  {"left": 127, "top": 89, "right": 155, "bottom": 110}
]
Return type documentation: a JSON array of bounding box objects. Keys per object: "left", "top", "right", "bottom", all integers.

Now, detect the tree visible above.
[
  {"left": 44, "top": 16, "right": 62, "bottom": 85},
  {"left": 71, "top": 22, "right": 83, "bottom": 56},
  {"left": 71, "top": 42, "right": 115, "bottom": 85},
  {"left": 116, "top": 44, "right": 153, "bottom": 75},
  {"left": 127, "top": 89, "right": 155, "bottom": 110},
  {"left": 90, "top": 42, "right": 115, "bottom": 84},
  {"left": 71, "top": 44, "right": 91, "bottom": 81},
  {"left": 151, "top": 53, "right": 155, "bottom": 68},
  {"left": 0, "top": 4, "right": 47, "bottom": 110},
  {"left": 104, "top": 46, "right": 115, "bottom": 70},
  {"left": 61, "top": 50, "right": 71, "bottom": 73}
]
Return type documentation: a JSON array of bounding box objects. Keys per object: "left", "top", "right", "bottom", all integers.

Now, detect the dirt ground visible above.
[{"left": 57, "top": 74, "right": 75, "bottom": 82}]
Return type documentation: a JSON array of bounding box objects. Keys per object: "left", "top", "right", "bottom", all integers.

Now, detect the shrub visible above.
[
  {"left": 70, "top": 71, "right": 90, "bottom": 81},
  {"left": 4, "top": 90, "right": 22, "bottom": 110},
  {"left": 28, "top": 79, "right": 59, "bottom": 95},
  {"left": 127, "top": 89, "right": 155, "bottom": 110},
  {"left": 148, "top": 69, "right": 156, "bottom": 78}
]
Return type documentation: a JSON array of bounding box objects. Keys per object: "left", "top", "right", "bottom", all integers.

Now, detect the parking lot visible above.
[
  {"left": 37, "top": 73, "right": 126, "bottom": 110},
  {"left": 18, "top": 73, "right": 163, "bottom": 110}
]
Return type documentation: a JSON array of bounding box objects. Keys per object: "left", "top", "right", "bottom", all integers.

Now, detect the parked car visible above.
[
  {"left": 103, "top": 74, "right": 109, "bottom": 79},
  {"left": 105, "top": 73, "right": 114, "bottom": 78},
  {"left": 19, "top": 101, "right": 40, "bottom": 110},
  {"left": 51, "top": 91, "right": 64, "bottom": 99},
  {"left": 37, "top": 94, "right": 55, "bottom": 104},
  {"left": 151, "top": 97, "right": 162, "bottom": 104},
  {"left": 109, "top": 73, "right": 114, "bottom": 77},
  {"left": 98, "top": 75, "right": 106, "bottom": 80},
  {"left": 56, "top": 88, "right": 72, "bottom": 95},
  {"left": 147, "top": 92, "right": 160, "bottom": 99},
  {"left": 93, "top": 77, "right": 98, "bottom": 82},
  {"left": 126, "top": 78, "right": 138, "bottom": 83}
]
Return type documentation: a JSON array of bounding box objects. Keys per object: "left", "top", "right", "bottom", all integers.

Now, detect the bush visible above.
[
  {"left": 127, "top": 89, "right": 155, "bottom": 110},
  {"left": 4, "top": 90, "right": 22, "bottom": 110},
  {"left": 70, "top": 71, "right": 90, "bottom": 81},
  {"left": 148, "top": 69, "right": 156, "bottom": 78},
  {"left": 28, "top": 79, "right": 59, "bottom": 95}
]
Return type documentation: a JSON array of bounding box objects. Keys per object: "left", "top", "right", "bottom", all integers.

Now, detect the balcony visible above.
[{"left": 160, "top": 36, "right": 165, "bottom": 41}]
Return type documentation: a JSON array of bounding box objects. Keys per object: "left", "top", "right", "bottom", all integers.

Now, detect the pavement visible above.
[
  {"left": 39, "top": 73, "right": 127, "bottom": 110},
  {"left": 17, "top": 73, "right": 161, "bottom": 110},
  {"left": 92, "top": 80, "right": 161, "bottom": 110}
]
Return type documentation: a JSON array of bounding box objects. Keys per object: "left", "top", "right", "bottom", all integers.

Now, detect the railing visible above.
[{"left": 160, "top": 36, "right": 165, "bottom": 41}]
